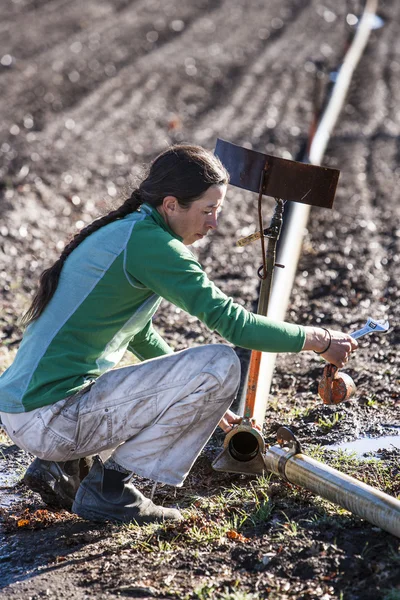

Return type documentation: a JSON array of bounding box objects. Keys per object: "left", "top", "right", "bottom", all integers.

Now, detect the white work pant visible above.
[{"left": 1, "top": 345, "right": 241, "bottom": 486}]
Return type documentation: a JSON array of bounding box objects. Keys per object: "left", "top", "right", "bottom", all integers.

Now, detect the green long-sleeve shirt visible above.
[{"left": 0, "top": 203, "right": 305, "bottom": 412}]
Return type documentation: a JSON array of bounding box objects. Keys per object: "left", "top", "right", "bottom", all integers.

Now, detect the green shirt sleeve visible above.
[
  {"left": 126, "top": 224, "right": 305, "bottom": 353},
  {"left": 128, "top": 320, "right": 174, "bottom": 360}
]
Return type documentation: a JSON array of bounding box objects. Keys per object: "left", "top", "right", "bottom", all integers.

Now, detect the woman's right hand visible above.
[{"left": 303, "top": 326, "right": 358, "bottom": 368}]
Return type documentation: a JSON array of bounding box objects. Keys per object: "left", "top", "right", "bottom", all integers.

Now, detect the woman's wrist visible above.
[{"left": 302, "top": 326, "right": 332, "bottom": 353}]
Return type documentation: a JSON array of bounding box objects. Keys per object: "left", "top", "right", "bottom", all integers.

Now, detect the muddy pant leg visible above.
[{"left": 113, "top": 345, "right": 240, "bottom": 485}]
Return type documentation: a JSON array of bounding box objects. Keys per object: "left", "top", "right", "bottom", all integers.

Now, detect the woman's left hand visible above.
[{"left": 218, "top": 409, "right": 242, "bottom": 433}]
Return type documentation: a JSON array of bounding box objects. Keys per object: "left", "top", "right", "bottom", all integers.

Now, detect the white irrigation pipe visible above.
[{"left": 251, "top": 0, "right": 379, "bottom": 424}]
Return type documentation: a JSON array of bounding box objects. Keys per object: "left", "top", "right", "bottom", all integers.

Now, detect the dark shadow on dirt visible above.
[{"left": 0, "top": 521, "right": 112, "bottom": 589}]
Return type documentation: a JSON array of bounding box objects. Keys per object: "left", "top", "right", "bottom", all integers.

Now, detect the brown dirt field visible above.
[{"left": 0, "top": 1, "right": 399, "bottom": 599}]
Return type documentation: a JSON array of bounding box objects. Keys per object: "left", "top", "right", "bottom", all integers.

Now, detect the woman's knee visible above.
[
  {"left": 221, "top": 346, "right": 241, "bottom": 395},
  {"left": 201, "top": 344, "right": 241, "bottom": 398}
]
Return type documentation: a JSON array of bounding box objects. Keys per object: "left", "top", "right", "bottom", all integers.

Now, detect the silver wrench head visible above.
[{"left": 351, "top": 317, "right": 390, "bottom": 339}]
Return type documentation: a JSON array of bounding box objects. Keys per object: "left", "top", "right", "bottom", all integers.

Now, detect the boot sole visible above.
[
  {"left": 72, "top": 504, "right": 116, "bottom": 523},
  {"left": 72, "top": 502, "right": 182, "bottom": 525},
  {"left": 23, "top": 473, "right": 74, "bottom": 510}
]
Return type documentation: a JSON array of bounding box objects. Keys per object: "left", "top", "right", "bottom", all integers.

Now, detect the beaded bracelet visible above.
[{"left": 314, "top": 328, "right": 332, "bottom": 355}]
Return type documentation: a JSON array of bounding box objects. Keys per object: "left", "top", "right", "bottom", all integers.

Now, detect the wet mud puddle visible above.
[
  {"left": 0, "top": 440, "right": 29, "bottom": 509},
  {"left": 328, "top": 434, "right": 400, "bottom": 459},
  {"left": 0, "top": 468, "right": 22, "bottom": 508}
]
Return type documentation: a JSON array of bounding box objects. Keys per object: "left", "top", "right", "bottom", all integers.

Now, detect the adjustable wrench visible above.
[{"left": 350, "top": 317, "right": 390, "bottom": 340}]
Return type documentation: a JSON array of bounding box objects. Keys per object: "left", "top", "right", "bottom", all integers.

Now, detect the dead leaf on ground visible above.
[
  {"left": 1, "top": 507, "right": 78, "bottom": 531},
  {"left": 226, "top": 529, "right": 250, "bottom": 542}
]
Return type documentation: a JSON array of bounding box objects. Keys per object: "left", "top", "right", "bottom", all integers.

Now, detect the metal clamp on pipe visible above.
[
  {"left": 212, "top": 418, "right": 266, "bottom": 475},
  {"left": 263, "top": 427, "right": 304, "bottom": 483},
  {"left": 275, "top": 426, "right": 303, "bottom": 482}
]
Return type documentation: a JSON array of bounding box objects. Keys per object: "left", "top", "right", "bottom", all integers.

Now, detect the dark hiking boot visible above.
[
  {"left": 23, "top": 457, "right": 91, "bottom": 510},
  {"left": 72, "top": 457, "right": 183, "bottom": 524}
]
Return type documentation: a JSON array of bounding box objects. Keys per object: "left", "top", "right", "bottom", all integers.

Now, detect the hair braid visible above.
[
  {"left": 21, "top": 190, "right": 143, "bottom": 326},
  {"left": 61, "top": 194, "right": 142, "bottom": 262}
]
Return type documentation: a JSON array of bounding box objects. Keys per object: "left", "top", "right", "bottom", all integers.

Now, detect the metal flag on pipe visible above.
[
  {"left": 215, "top": 138, "right": 340, "bottom": 208},
  {"left": 212, "top": 138, "right": 341, "bottom": 476}
]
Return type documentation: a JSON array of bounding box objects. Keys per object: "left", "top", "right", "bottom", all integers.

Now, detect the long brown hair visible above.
[{"left": 21, "top": 144, "right": 229, "bottom": 326}]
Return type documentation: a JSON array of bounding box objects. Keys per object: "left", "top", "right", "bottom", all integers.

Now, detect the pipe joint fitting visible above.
[{"left": 224, "top": 418, "right": 265, "bottom": 463}]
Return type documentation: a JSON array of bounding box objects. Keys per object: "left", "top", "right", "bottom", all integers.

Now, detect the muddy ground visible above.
[{"left": 0, "top": 0, "right": 399, "bottom": 598}]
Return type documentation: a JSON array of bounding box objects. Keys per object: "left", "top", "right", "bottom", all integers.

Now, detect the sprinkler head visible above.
[{"left": 318, "top": 364, "right": 357, "bottom": 405}]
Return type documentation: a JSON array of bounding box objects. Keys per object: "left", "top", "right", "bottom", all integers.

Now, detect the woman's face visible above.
[{"left": 161, "top": 184, "right": 227, "bottom": 245}]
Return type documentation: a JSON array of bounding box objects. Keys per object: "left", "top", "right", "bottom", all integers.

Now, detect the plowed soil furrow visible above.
[{"left": 2, "top": 1, "right": 348, "bottom": 179}]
